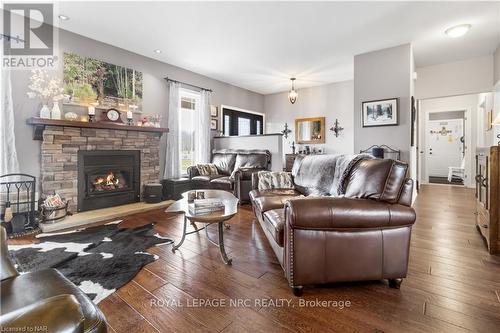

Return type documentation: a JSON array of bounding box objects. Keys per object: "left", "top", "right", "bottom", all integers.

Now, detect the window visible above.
[
  {"left": 224, "top": 115, "right": 230, "bottom": 136},
  {"left": 238, "top": 118, "right": 251, "bottom": 136},
  {"left": 179, "top": 89, "right": 201, "bottom": 174},
  {"left": 222, "top": 107, "right": 264, "bottom": 136}
]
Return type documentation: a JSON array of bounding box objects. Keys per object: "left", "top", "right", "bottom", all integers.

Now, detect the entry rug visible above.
[{"left": 8, "top": 221, "right": 173, "bottom": 304}]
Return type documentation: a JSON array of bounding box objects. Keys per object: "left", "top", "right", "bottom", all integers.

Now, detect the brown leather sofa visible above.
[
  {"left": 250, "top": 156, "right": 416, "bottom": 295},
  {"left": 0, "top": 227, "right": 107, "bottom": 333},
  {"left": 188, "top": 149, "right": 271, "bottom": 202}
]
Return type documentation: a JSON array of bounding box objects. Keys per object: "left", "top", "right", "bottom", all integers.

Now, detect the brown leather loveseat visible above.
[
  {"left": 0, "top": 227, "right": 107, "bottom": 333},
  {"left": 250, "top": 155, "right": 416, "bottom": 295},
  {"left": 188, "top": 149, "right": 271, "bottom": 201}
]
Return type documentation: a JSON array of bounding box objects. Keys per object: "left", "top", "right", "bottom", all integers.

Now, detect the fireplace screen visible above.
[{"left": 90, "top": 170, "right": 130, "bottom": 193}]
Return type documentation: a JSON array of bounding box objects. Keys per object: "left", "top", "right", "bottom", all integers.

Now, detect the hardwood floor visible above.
[{"left": 36, "top": 185, "right": 500, "bottom": 331}]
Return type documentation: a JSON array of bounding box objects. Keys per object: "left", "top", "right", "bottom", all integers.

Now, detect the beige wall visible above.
[{"left": 415, "top": 55, "right": 494, "bottom": 99}]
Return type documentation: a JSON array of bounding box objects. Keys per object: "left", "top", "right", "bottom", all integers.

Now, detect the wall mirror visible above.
[{"left": 295, "top": 117, "right": 325, "bottom": 144}]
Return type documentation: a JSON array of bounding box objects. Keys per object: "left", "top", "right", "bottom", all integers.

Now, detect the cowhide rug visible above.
[{"left": 8, "top": 221, "right": 172, "bottom": 304}]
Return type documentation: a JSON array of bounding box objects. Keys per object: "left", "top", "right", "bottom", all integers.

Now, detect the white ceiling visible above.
[{"left": 56, "top": 1, "right": 500, "bottom": 95}]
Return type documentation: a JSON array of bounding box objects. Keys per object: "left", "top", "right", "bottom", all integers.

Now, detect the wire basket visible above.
[{"left": 40, "top": 200, "right": 70, "bottom": 223}]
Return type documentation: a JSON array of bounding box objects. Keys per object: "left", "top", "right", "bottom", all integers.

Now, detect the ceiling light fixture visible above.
[
  {"left": 288, "top": 78, "right": 298, "bottom": 104},
  {"left": 154, "top": 49, "right": 162, "bottom": 54},
  {"left": 58, "top": 14, "right": 69, "bottom": 20},
  {"left": 445, "top": 24, "right": 471, "bottom": 38}
]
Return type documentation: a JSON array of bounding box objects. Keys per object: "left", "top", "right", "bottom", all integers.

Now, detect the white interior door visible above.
[{"left": 426, "top": 119, "right": 463, "bottom": 178}]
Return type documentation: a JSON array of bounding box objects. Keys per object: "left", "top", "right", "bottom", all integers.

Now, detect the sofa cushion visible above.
[
  {"left": 192, "top": 174, "right": 224, "bottom": 184},
  {"left": 249, "top": 189, "right": 300, "bottom": 202},
  {"left": 380, "top": 161, "right": 408, "bottom": 203},
  {"left": 263, "top": 209, "right": 285, "bottom": 247},
  {"left": 231, "top": 153, "right": 268, "bottom": 179},
  {"left": 291, "top": 154, "right": 370, "bottom": 196},
  {"left": 212, "top": 153, "right": 237, "bottom": 176},
  {"left": 210, "top": 176, "right": 234, "bottom": 190},
  {"left": 344, "top": 159, "right": 407, "bottom": 202},
  {"left": 254, "top": 194, "right": 299, "bottom": 213},
  {"left": 257, "top": 171, "right": 294, "bottom": 191},
  {"left": 196, "top": 163, "right": 219, "bottom": 176}
]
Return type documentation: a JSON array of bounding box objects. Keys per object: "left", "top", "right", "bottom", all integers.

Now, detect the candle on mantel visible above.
[
  {"left": 127, "top": 111, "right": 133, "bottom": 119},
  {"left": 88, "top": 106, "right": 95, "bottom": 115}
]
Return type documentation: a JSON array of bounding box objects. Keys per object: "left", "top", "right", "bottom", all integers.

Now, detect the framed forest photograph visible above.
[{"left": 63, "top": 52, "right": 143, "bottom": 112}]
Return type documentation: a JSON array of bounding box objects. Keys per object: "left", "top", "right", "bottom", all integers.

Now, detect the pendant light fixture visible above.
[{"left": 288, "top": 78, "right": 298, "bottom": 104}]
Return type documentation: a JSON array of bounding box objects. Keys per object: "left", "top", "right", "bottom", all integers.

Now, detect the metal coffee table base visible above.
[{"left": 172, "top": 216, "right": 232, "bottom": 265}]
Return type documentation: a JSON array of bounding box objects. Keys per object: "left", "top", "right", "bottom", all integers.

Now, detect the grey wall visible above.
[
  {"left": 10, "top": 28, "right": 264, "bottom": 181},
  {"left": 264, "top": 80, "right": 354, "bottom": 156},
  {"left": 354, "top": 44, "right": 412, "bottom": 162},
  {"left": 495, "top": 44, "right": 500, "bottom": 86}
]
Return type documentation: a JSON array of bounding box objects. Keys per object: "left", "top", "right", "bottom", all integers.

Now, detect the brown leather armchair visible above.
[
  {"left": 0, "top": 227, "right": 107, "bottom": 333},
  {"left": 249, "top": 156, "right": 416, "bottom": 295}
]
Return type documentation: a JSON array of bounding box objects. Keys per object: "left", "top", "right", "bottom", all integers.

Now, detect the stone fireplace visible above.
[
  {"left": 77, "top": 150, "right": 140, "bottom": 212},
  {"left": 38, "top": 124, "right": 163, "bottom": 212}
]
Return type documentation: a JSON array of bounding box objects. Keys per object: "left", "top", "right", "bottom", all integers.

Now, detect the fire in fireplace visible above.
[
  {"left": 78, "top": 151, "right": 140, "bottom": 212},
  {"left": 91, "top": 171, "right": 126, "bottom": 192}
]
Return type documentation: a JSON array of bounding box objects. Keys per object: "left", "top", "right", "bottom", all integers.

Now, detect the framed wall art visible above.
[
  {"left": 210, "top": 118, "right": 218, "bottom": 130},
  {"left": 362, "top": 98, "right": 398, "bottom": 127}
]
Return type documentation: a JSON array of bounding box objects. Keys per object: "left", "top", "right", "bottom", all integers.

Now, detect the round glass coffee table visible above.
[{"left": 165, "top": 189, "right": 238, "bottom": 265}]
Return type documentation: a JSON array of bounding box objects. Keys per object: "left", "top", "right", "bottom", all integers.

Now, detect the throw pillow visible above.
[
  {"left": 196, "top": 164, "right": 219, "bottom": 176},
  {"left": 257, "top": 171, "right": 294, "bottom": 191}
]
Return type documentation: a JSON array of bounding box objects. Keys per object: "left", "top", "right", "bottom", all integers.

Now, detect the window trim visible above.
[{"left": 220, "top": 104, "right": 265, "bottom": 136}]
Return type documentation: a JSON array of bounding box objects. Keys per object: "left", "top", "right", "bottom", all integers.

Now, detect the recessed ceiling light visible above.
[
  {"left": 445, "top": 24, "right": 471, "bottom": 38},
  {"left": 154, "top": 49, "right": 162, "bottom": 54},
  {"left": 58, "top": 14, "right": 69, "bottom": 21}
]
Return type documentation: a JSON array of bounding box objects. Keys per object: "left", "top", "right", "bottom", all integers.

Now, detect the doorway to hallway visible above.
[
  {"left": 417, "top": 92, "right": 494, "bottom": 189},
  {"left": 425, "top": 113, "right": 465, "bottom": 185}
]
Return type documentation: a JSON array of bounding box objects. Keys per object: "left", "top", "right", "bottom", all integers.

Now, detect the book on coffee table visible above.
[
  {"left": 189, "top": 199, "right": 225, "bottom": 215},
  {"left": 189, "top": 204, "right": 225, "bottom": 215}
]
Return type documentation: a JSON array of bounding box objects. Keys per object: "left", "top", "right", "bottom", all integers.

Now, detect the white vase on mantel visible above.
[
  {"left": 51, "top": 101, "right": 61, "bottom": 120},
  {"left": 40, "top": 104, "right": 51, "bottom": 119}
]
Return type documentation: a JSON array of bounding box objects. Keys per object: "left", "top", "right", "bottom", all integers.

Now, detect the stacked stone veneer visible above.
[{"left": 41, "top": 125, "right": 161, "bottom": 212}]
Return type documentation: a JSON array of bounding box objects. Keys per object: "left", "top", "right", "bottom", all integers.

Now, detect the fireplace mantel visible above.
[{"left": 27, "top": 117, "right": 168, "bottom": 140}]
